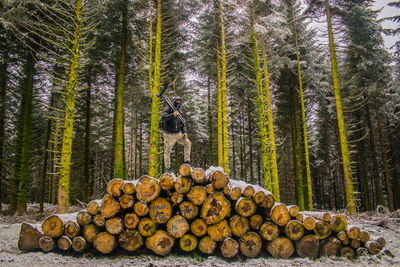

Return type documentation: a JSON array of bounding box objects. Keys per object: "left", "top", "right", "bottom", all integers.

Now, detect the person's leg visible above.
[
  {"left": 177, "top": 133, "right": 192, "bottom": 163},
  {"left": 163, "top": 133, "right": 177, "bottom": 169}
]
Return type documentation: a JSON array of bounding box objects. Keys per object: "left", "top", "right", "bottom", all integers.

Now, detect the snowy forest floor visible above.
[{"left": 0, "top": 203, "right": 399, "bottom": 267}]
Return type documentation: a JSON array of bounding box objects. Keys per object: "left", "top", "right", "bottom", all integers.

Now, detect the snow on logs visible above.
[{"left": 18, "top": 164, "right": 387, "bottom": 260}]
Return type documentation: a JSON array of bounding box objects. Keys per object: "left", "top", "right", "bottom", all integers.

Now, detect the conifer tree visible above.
[{"left": 148, "top": 0, "right": 162, "bottom": 177}]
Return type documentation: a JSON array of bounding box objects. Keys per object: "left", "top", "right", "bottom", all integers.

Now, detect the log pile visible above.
[{"left": 18, "top": 164, "right": 387, "bottom": 259}]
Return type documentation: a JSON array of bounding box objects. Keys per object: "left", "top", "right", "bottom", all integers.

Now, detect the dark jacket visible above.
[{"left": 160, "top": 104, "right": 186, "bottom": 134}]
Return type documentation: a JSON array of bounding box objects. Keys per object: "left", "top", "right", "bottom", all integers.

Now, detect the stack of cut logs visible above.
[{"left": 18, "top": 164, "right": 387, "bottom": 259}]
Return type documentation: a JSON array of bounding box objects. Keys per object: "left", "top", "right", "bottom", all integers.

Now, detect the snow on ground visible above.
[{"left": 0, "top": 203, "right": 399, "bottom": 266}]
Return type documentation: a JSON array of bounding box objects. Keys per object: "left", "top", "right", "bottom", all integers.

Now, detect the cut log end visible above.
[
  {"left": 179, "top": 163, "right": 193, "bottom": 177},
  {"left": 208, "top": 170, "right": 229, "bottom": 190},
  {"left": 235, "top": 197, "right": 256, "bottom": 217},
  {"left": 221, "top": 237, "right": 239, "bottom": 258},
  {"left": 72, "top": 236, "right": 87, "bottom": 252},
  {"left": 239, "top": 231, "right": 262, "bottom": 258},
  {"left": 201, "top": 192, "right": 231, "bottom": 225},
  {"left": 64, "top": 221, "right": 80, "bottom": 238},
  {"left": 269, "top": 203, "right": 291, "bottom": 227},
  {"left": 198, "top": 236, "right": 216, "bottom": 255},
  {"left": 249, "top": 214, "right": 263, "bottom": 231},
  {"left": 187, "top": 186, "right": 207, "bottom": 206},
  {"left": 320, "top": 237, "right": 342, "bottom": 257},
  {"left": 149, "top": 197, "right": 172, "bottom": 224},
  {"left": 179, "top": 234, "right": 198, "bottom": 252},
  {"left": 101, "top": 194, "right": 121, "bottom": 218},
  {"left": 107, "top": 178, "right": 124, "bottom": 197},
  {"left": 145, "top": 230, "right": 175, "bottom": 256},
  {"left": 39, "top": 235, "right": 55, "bottom": 252},
  {"left": 190, "top": 218, "right": 207, "bottom": 237},
  {"left": 93, "top": 232, "right": 117, "bottom": 254},
  {"left": 284, "top": 220, "right": 305, "bottom": 241},
  {"left": 167, "top": 215, "right": 189, "bottom": 239},
  {"left": 18, "top": 222, "right": 43, "bottom": 252},
  {"left": 87, "top": 200, "right": 100, "bottom": 215},
  {"left": 77, "top": 211, "right": 92, "bottom": 227},
  {"left": 83, "top": 224, "right": 99, "bottom": 243},
  {"left": 122, "top": 181, "right": 136, "bottom": 195},
  {"left": 119, "top": 229, "right": 143, "bottom": 252},
  {"left": 296, "top": 234, "right": 319, "bottom": 259},
  {"left": 260, "top": 221, "right": 279, "bottom": 241},
  {"left": 138, "top": 217, "right": 156, "bottom": 237},
  {"left": 229, "top": 215, "right": 250, "bottom": 237},
  {"left": 134, "top": 201, "right": 149, "bottom": 217},
  {"left": 42, "top": 215, "right": 64, "bottom": 238},
  {"left": 174, "top": 176, "right": 192, "bottom": 194},
  {"left": 105, "top": 217, "right": 123, "bottom": 235},
  {"left": 124, "top": 213, "right": 139, "bottom": 229},
  {"left": 207, "top": 219, "right": 231, "bottom": 242},
  {"left": 57, "top": 235, "right": 72, "bottom": 251},
  {"left": 179, "top": 201, "right": 199, "bottom": 220},
  {"left": 159, "top": 173, "right": 175, "bottom": 191},
  {"left": 191, "top": 167, "right": 206, "bottom": 184},
  {"left": 267, "top": 237, "right": 294, "bottom": 259},
  {"left": 136, "top": 175, "right": 161, "bottom": 203}
]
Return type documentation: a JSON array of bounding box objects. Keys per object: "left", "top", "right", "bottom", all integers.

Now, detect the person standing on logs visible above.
[{"left": 159, "top": 85, "right": 191, "bottom": 173}]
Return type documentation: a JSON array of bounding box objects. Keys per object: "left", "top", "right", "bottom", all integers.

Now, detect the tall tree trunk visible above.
[
  {"left": 325, "top": 0, "right": 356, "bottom": 214},
  {"left": 232, "top": 123, "right": 236, "bottom": 179},
  {"left": 58, "top": 0, "right": 83, "bottom": 213},
  {"left": 261, "top": 42, "right": 280, "bottom": 201},
  {"left": 0, "top": 51, "right": 8, "bottom": 212},
  {"left": 239, "top": 112, "right": 244, "bottom": 180},
  {"left": 249, "top": 4, "right": 271, "bottom": 192},
  {"left": 247, "top": 96, "right": 254, "bottom": 184},
  {"left": 365, "top": 102, "right": 384, "bottom": 207},
  {"left": 216, "top": 36, "right": 223, "bottom": 168},
  {"left": 148, "top": 0, "right": 162, "bottom": 177},
  {"left": 290, "top": 0, "right": 312, "bottom": 210},
  {"left": 207, "top": 77, "right": 214, "bottom": 166},
  {"left": 148, "top": 0, "right": 153, "bottom": 96},
  {"left": 219, "top": 0, "right": 229, "bottom": 174},
  {"left": 387, "top": 124, "right": 400, "bottom": 209},
  {"left": 355, "top": 111, "right": 372, "bottom": 211},
  {"left": 374, "top": 100, "right": 393, "bottom": 211},
  {"left": 83, "top": 70, "right": 92, "bottom": 202},
  {"left": 14, "top": 52, "right": 35, "bottom": 215},
  {"left": 39, "top": 93, "right": 54, "bottom": 212},
  {"left": 113, "top": 0, "right": 128, "bottom": 179},
  {"left": 290, "top": 78, "right": 304, "bottom": 210},
  {"left": 139, "top": 112, "right": 143, "bottom": 177},
  {"left": 134, "top": 112, "right": 138, "bottom": 178}
]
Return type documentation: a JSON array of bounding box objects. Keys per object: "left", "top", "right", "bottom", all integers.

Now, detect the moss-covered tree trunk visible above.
[
  {"left": 290, "top": 78, "right": 304, "bottom": 211},
  {"left": 249, "top": 5, "right": 271, "bottom": 192},
  {"left": 57, "top": 0, "right": 83, "bottom": 213},
  {"left": 216, "top": 37, "right": 223, "bottom": 168},
  {"left": 374, "top": 100, "right": 393, "bottom": 211},
  {"left": 113, "top": 0, "right": 128, "bottom": 180},
  {"left": 325, "top": 0, "right": 356, "bottom": 214},
  {"left": 0, "top": 51, "right": 8, "bottom": 212},
  {"left": 261, "top": 42, "right": 280, "bottom": 201},
  {"left": 219, "top": 0, "right": 229, "bottom": 174},
  {"left": 148, "top": 0, "right": 162, "bottom": 177},
  {"left": 16, "top": 52, "right": 35, "bottom": 215},
  {"left": 290, "top": 0, "right": 312, "bottom": 210}
]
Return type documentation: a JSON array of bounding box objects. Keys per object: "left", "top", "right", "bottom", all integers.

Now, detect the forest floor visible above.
[{"left": 0, "top": 203, "right": 399, "bottom": 267}]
